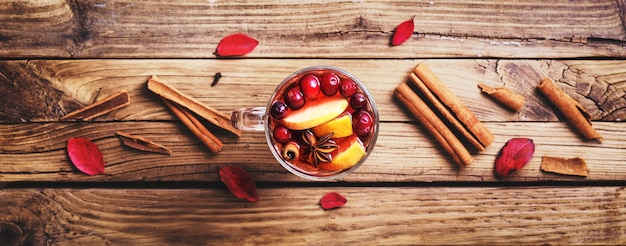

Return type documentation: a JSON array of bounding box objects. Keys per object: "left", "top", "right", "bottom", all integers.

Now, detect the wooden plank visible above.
[
  {"left": 1, "top": 59, "right": 625, "bottom": 122},
  {"left": 1, "top": 121, "right": 624, "bottom": 182},
  {"left": 0, "top": 186, "right": 623, "bottom": 245},
  {"left": 1, "top": 0, "right": 625, "bottom": 58}
]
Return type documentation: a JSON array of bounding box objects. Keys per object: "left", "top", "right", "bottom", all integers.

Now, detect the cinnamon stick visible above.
[
  {"left": 395, "top": 82, "right": 473, "bottom": 167},
  {"left": 537, "top": 78, "right": 603, "bottom": 142},
  {"left": 413, "top": 63, "right": 495, "bottom": 149},
  {"left": 540, "top": 156, "right": 589, "bottom": 177},
  {"left": 62, "top": 91, "right": 130, "bottom": 120},
  {"left": 477, "top": 83, "right": 525, "bottom": 112},
  {"left": 147, "top": 75, "right": 242, "bottom": 137},
  {"left": 116, "top": 131, "right": 172, "bottom": 155},
  {"left": 409, "top": 73, "right": 485, "bottom": 151},
  {"left": 163, "top": 99, "right": 223, "bottom": 153}
]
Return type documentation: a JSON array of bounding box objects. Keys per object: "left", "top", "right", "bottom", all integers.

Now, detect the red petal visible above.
[
  {"left": 215, "top": 33, "right": 259, "bottom": 57},
  {"left": 392, "top": 17, "right": 414, "bottom": 46},
  {"left": 66, "top": 137, "right": 106, "bottom": 176},
  {"left": 219, "top": 166, "right": 258, "bottom": 202},
  {"left": 495, "top": 138, "right": 535, "bottom": 177},
  {"left": 320, "top": 192, "right": 347, "bottom": 210}
]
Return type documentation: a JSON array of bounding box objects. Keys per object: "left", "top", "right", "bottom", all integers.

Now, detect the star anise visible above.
[{"left": 302, "top": 130, "right": 338, "bottom": 168}]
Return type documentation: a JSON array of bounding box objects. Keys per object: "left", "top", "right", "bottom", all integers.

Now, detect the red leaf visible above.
[
  {"left": 391, "top": 17, "right": 414, "bottom": 46},
  {"left": 495, "top": 138, "right": 535, "bottom": 177},
  {"left": 219, "top": 166, "right": 258, "bottom": 202},
  {"left": 215, "top": 33, "right": 259, "bottom": 57},
  {"left": 319, "top": 192, "right": 347, "bottom": 210},
  {"left": 66, "top": 137, "right": 106, "bottom": 176}
]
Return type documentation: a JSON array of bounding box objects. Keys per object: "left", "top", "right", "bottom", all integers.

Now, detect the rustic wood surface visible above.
[
  {"left": 0, "top": 186, "right": 624, "bottom": 245},
  {"left": 1, "top": 0, "right": 625, "bottom": 59},
  {"left": 1, "top": 0, "right": 625, "bottom": 245}
]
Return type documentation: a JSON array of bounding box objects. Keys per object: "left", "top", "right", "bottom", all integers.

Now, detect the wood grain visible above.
[
  {"left": 1, "top": 0, "right": 625, "bottom": 58},
  {"left": 2, "top": 1, "right": 626, "bottom": 244},
  {"left": 0, "top": 186, "right": 623, "bottom": 245},
  {"left": 1, "top": 59, "right": 625, "bottom": 122},
  {"left": 1, "top": 121, "right": 624, "bottom": 182}
]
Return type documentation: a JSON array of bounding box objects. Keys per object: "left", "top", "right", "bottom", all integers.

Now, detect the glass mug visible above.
[{"left": 231, "top": 66, "right": 379, "bottom": 180}]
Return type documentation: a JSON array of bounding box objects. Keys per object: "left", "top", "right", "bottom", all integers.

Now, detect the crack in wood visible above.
[{"left": 553, "top": 62, "right": 626, "bottom": 121}]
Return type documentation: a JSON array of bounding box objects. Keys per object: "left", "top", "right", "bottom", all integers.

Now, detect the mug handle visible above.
[{"left": 231, "top": 107, "right": 267, "bottom": 131}]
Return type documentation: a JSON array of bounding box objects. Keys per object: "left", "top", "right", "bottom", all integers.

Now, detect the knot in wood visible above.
[{"left": 0, "top": 221, "right": 23, "bottom": 246}]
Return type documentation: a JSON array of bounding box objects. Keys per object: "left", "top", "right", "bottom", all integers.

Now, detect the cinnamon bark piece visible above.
[
  {"left": 537, "top": 78, "right": 603, "bottom": 142},
  {"left": 61, "top": 91, "right": 130, "bottom": 120},
  {"left": 540, "top": 156, "right": 589, "bottom": 177},
  {"left": 116, "top": 131, "right": 172, "bottom": 155},
  {"left": 163, "top": 99, "right": 223, "bottom": 153},
  {"left": 395, "top": 82, "right": 473, "bottom": 167},
  {"left": 413, "top": 63, "right": 495, "bottom": 149},
  {"left": 477, "top": 83, "right": 525, "bottom": 112},
  {"left": 409, "top": 73, "right": 485, "bottom": 152},
  {"left": 147, "top": 75, "right": 242, "bottom": 137}
]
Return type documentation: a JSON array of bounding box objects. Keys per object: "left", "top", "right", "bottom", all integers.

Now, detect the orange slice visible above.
[
  {"left": 320, "top": 135, "right": 366, "bottom": 171},
  {"left": 311, "top": 113, "right": 353, "bottom": 138}
]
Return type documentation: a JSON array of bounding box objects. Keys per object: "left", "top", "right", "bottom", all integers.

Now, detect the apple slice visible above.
[
  {"left": 320, "top": 135, "right": 366, "bottom": 171},
  {"left": 279, "top": 95, "right": 348, "bottom": 130},
  {"left": 312, "top": 113, "right": 353, "bottom": 138}
]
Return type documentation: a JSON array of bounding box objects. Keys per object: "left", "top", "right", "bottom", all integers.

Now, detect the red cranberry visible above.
[
  {"left": 321, "top": 72, "right": 340, "bottom": 96},
  {"left": 299, "top": 74, "right": 321, "bottom": 100},
  {"left": 350, "top": 92, "right": 368, "bottom": 110},
  {"left": 270, "top": 101, "right": 288, "bottom": 119},
  {"left": 284, "top": 87, "right": 305, "bottom": 110},
  {"left": 353, "top": 110, "right": 373, "bottom": 137},
  {"left": 273, "top": 125, "right": 292, "bottom": 143},
  {"left": 339, "top": 79, "right": 357, "bottom": 98}
]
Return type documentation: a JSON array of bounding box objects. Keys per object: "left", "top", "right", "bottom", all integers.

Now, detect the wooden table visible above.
[{"left": 1, "top": 1, "right": 625, "bottom": 245}]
